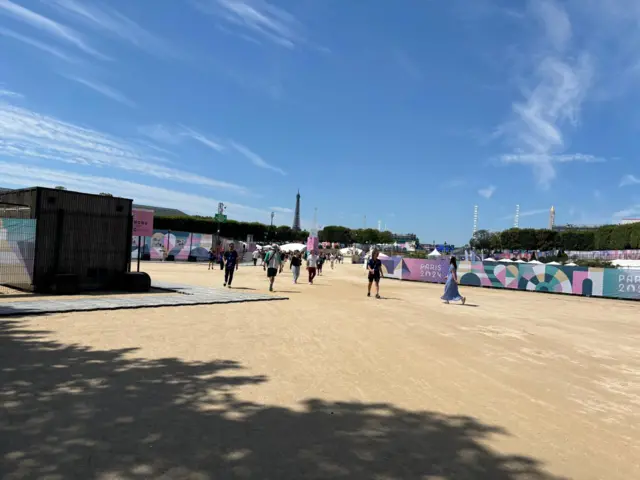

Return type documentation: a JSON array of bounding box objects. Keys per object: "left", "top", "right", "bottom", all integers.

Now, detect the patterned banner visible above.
[
  {"left": 392, "top": 258, "right": 640, "bottom": 301},
  {"left": 0, "top": 218, "right": 36, "bottom": 289}
]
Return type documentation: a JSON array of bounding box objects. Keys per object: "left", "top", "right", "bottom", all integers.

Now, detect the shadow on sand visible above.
[{"left": 0, "top": 311, "right": 563, "bottom": 479}]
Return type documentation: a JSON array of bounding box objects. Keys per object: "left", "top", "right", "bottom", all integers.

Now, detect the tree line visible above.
[
  {"left": 153, "top": 217, "right": 397, "bottom": 245},
  {"left": 470, "top": 223, "right": 640, "bottom": 252}
]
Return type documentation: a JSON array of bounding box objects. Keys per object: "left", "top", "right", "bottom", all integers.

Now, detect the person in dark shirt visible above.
[
  {"left": 367, "top": 249, "right": 384, "bottom": 298},
  {"left": 290, "top": 250, "right": 302, "bottom": 284},
  {"left": 223, "top": 243, "right": 239, "bottom": 288},
  {"left": 208, "top": 247, "right": 215, "bottom": 270}
]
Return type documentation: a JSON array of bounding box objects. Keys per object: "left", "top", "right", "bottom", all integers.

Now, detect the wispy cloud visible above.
[
  {"left": 180, "top": 126, "right": 225, "bottom": 152},
  {"left": 0, "top": 86, "right": 23, "bottom": 98},
  {"left": 0, "top": 0, "right": 108, "bottom": 59},
  {"left": 478, "top": 185, "right": 496, "bottom": 199},
  {"left": 500, "top": 208, "right": 548, "bottom": 221},
  {"left": 62, "top": 75, "right": 136, "bottom": 108},
  {"left": 494, "top": 0, "right": 595, "bottom": 187},
  {"left": 270, "top": 206, "right": 293, "bottom": 214},
  {"left": 45, "top": 0, "right": 175, "bottom": 57},
  {"left": 613, "top": 204, "right": 640, "bottom": 220},
  {"left": 229, "top": 140, "right": 286, "bottom": 175},
  {"left": 0, "top": 161, "right": 269, "bottom": 222},
  {"left": 192, "top": 0, "right": 303, "bottom": 49},
  {"left": 139, "top": 124, "right": 225, "bottom": 152},
  {"left": 0, "top": 95, "right": 250, "bottom": 194},
  {"left": 0, "top": 26, "right": 76, "bottom": 62},
  {"left": 620, "top": 174, "right": 640, "bottom": 187}
]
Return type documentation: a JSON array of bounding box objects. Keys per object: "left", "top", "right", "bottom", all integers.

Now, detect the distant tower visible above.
[
  {"left": 292, "top": 189, "right": 301, "bottom": 231},
  {"left": 377, "top": 220, "right": 382, "bottom": 231},
  {"left": 473, "top": 205, "right": 479, "bottom": 236},
  {"left": 548, "top": 206, "right": 556, "bottom": 230},
  {"left": 514, "top": 204, "right": 520, "bottom": 228}
]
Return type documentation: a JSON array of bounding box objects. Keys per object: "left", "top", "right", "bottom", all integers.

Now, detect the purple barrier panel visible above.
[
  {"left": 380, "top": 255, "right": 403, "bottom": 279},
  {"left": 402, "top": 258, "right": 448, "bottom": 283}
]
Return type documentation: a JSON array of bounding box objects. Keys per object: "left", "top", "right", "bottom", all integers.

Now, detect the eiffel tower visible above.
[{"left": 292, "top": 189, "right": 301, "bottom": 231}]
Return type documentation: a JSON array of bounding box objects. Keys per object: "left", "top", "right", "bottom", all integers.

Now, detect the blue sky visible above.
[{"left": 1, "top": 0, "right": 640, "bottom": 245}]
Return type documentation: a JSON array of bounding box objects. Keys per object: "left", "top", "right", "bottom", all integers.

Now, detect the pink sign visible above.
[
  {"left": 306, "top": 235, "right": 319, "bottom": 253},
  {"left": 402, "top": 258, "right": 449, "bottom": 283},
  {"left": 132, "top": 208, "right": 154, "bottom": 237}
]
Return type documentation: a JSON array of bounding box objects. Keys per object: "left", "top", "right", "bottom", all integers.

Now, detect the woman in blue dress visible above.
[{"left": 441, "top": 256, "right": 466, "bottom": 305}]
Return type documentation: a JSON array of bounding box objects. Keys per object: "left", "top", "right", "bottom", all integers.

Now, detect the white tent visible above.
[
  {"left": 514, "top": 259, "right": 526, "bottom": 263},
  {"left": 427, "top": 248, "right": 441, "bottom": 257},
  {"left": 340, "top": 247, "right": 362, "bottom": 255},
  {"left": 499, "top": 258, "right": 514, "bottom": 263},
  {"left": 483, "top": 257, "right": 497, "bottom": 262},
  {"left": 546, "top": 261, "right": 561, "bottom": 265},
  {"left": 528, "top": 260, "right": 542, "bottom": 264},
  {"left": 279, "top": 243, "right": 306, "bottom": 253},
  {"left": 565, "top": 262, "right": 577, "bottom": 266}
]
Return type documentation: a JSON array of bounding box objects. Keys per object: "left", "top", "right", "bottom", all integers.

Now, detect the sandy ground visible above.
[{"left": 1, "top": 261, "right": 639, "bottom": 479}]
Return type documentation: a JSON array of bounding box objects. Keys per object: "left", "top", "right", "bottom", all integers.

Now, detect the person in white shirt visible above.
[
  {"left": 306, "top": 251, "right": 318, "bottom": 284},
  {"left": 264, "top": 245, "right": 282, "bottom": 292},
  {"left": 252, "top": 249, "right": 260, "bottom": 266}
]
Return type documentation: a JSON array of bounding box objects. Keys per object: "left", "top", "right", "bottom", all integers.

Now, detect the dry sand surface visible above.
[{"left": 1, "top": 261, "right": 639, "bottom": 479}]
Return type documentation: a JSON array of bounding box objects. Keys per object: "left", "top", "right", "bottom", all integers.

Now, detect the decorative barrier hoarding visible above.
[
  {"left": 386, "top": 258, "right": 640, "bottom": 301},
  {"left": 0, "top": 218, "right": 36, "bottom": 290},
  {"left": 131, "top": 230, "right": 256, "bottom": 262}
]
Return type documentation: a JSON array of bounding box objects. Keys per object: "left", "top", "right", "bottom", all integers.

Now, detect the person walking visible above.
[
  {"left": 367, "top": 250, "right": 384, "bottom": 298},
  {"left": 441, "top": 256, "right": 466, "bottom": 305},
  {"left": 216, "top": 241, "right": 224, "bottom": 271},
  {"left": 208, "top": 247, "right": 216, "bottom": 270},
  {"left": 290, "top": 250, "right": 302, "bottom": 284},
  {"left": 223, "top": 243, "right": 239, "bottom": 288},
  {"left": 252, "top": 249, "right": 260, "bottom": 266},
  {"left": 306, "top": 250, "right": 318, "bottom": 284},
  {"left": 264, "top": 245, "right": 282, "bottom": 292},
  {"left": 330, "top": 253, "right": 335, "bottom": 270},
  {"left": 317, "top": 253, "right": 325, "bottom": 276},
  {"left": 279, "top": 252, "right": 287, "bottom": 274}
]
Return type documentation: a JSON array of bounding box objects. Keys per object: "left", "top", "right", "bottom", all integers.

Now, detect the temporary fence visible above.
[
  {"left": 380, "top": 256, "right": 640, "bottom": 301},
  {"left": 0, "top": 214, "right": 36, "bottom": 291},
  {"left": 131, "top": 230, "right": 256, "bottom": 262}
]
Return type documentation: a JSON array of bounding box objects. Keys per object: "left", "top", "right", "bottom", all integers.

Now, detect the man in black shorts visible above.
[
  {"left": 367, "top": 249, "right": 384, "bottom": 298},
  {"left": 264, "top": 245, "right": 282, "bottom": 292},
  {"left": 223, "top": 243, "right": 239, "bottom": 288}
]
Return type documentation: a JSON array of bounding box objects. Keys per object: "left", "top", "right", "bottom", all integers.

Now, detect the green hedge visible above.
[
  {"left": 154, "top": 216, "right": 309, "bottom": 243},
  {"left": 153, "top": 217, "right": 398, "bottom": 245},
  {"left": 493, "top": 223, "right": 640, "bottom": 251}
]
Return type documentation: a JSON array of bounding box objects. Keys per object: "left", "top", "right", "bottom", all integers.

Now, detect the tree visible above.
[
  {"left": 378, "top": 230, "right": 394, "bottom": 244},
  {"left": 469, "top": 229, "right": 492, "bottom": 251},
  {"left": 489, "top": 232, "right": 502, "bottom": 251},
  {"left": 99, "top": 192, "right": 113, "bottom": 197},
  {"left": 319, "top": 226, "right": 352, "bottom": 244},
  {"left": 54, "top": 186, "right": 66, "bottom": 190}
]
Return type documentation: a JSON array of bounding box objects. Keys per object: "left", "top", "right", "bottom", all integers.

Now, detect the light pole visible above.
[
  {"left": 269, "top": 211, "right": 275, "bottom": 242},
  {"left": 217, "top": 202, "right": 226, "bottom": 235}
]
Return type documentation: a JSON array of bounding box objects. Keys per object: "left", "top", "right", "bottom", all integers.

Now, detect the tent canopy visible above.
[
  {"left": 483, "top": 257, "right": 497, "bottom": 262},
  {"left": 427, "top": 248, "right": 441, "bottom": 257},
  {"left": 279, "top": 243, "right": 306, "bottom": 252}
]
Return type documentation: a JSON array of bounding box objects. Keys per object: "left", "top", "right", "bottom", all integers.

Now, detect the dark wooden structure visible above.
[{"left": 0, "top": 187, "right": 132, "bottom": 292}]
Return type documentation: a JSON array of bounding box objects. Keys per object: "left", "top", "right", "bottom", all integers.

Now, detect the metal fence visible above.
[{"left": 0, "top": 202, "right": 36, "bottom": 293}]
